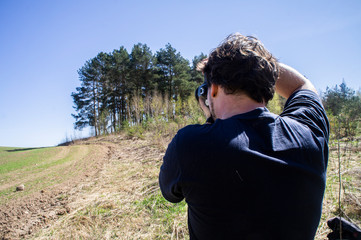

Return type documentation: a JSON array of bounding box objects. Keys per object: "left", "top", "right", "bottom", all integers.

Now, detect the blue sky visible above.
[{"left": 0, "top": 0, "right": 360, "bottom": 147}]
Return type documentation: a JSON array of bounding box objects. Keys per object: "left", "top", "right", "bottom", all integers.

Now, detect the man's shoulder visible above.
[
  {"left": 282, "top": 89, "right": 329, "bottom": 139},
  {"left": 173, "top": 122, "right": 225, "bottom": 150},
  {"left": 176, "top": 123, "right": 211, "bottom": 140},
  {"left": 285, "top": 89, "right": 322, "bottom": 106}
]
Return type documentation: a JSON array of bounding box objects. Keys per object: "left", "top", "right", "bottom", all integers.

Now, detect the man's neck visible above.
[{"left": 215, "top": 94, "right": 265, "bottom": 120}]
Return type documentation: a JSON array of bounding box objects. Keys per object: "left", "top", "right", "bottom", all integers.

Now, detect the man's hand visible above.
[{"left": 198, "top": 97, "right": 211, "bottom": 119}]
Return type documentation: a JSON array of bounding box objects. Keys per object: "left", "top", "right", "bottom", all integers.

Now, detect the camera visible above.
[{"left": 195, "top": 82, "right": 209, "bottom": 107}]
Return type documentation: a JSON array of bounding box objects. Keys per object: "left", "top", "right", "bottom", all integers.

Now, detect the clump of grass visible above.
[
  {"left": 80, "top": 201, "right": 115, "bottom": 217},
  {"left": 135, "top": 190, "right": 188, "bottom": 238}
]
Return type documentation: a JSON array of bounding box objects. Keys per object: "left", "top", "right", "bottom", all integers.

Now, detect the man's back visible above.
[{"left": 159, "top": 90, "right": 329, "bottom": 239}]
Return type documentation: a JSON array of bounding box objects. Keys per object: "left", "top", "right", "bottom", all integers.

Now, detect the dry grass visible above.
[
  {"left": 315, "top": 139, "right": 361, "bottom": 239},
  {"left": 32, "top": 135, "right": 188, "bottom": 240},
  {"left": 3, "top": 133, "right": 359, "bottom": 239}
]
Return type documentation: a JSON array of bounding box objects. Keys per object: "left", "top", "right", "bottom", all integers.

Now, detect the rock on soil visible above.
[{"left": 16, "top": 184, "right": 24, "bottom": 191}]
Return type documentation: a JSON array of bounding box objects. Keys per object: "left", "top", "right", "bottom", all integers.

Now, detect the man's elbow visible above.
[
  {"left": 162, "top": 193, "right": 184, "bottom": 203},
  {"left": 159, "top": 179, "right": 184, "bottom": 203}
]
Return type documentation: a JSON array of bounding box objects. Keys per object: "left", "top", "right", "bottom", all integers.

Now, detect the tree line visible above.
[
  {"left": 322, "top": 82, "right": 361, "bottom": 139},
  {"left": 72, "top": 43, "right": 206, "bottom": 136},
  {"left": 72, "top": 43, "right": 361, "bottom": 139}
]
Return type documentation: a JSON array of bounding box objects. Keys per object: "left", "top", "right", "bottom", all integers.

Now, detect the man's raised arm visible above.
[{"left": 275, "top": 63, "right": 318, "bottom": 99}]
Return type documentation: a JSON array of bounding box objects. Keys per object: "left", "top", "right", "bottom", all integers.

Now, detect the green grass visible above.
[
  {"left": 134, "top": 190, "right": 188, "bottom": 238},
  {"left": 0, "top": 146, "right": 61, "bottom": 174},
  {"left": 136, "top": 191, "right": 187, "bottom": 219}
]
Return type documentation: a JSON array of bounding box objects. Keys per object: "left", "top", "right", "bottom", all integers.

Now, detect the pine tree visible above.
[
  {"left": 130, "top": 43, "right": 155, "bottom": 120},
  {"left": 323, "top": 81, "right": 361, "bottom": 138},
  {"left": 155, "top": 43, "right": 193, "bottom": 100},
  {"left": 109, "top": 47, "right": 131, "bottom": 130},
  {"left": 72, "top": 57, "right": 104, "bottom": 136},
  {"left": 191, "top": 53, "right": 207, "bottom": 84}
]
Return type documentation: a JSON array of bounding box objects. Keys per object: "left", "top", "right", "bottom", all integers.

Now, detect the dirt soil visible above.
[{"left": 0, "top": 137, "right": 124, "bottom": 240}]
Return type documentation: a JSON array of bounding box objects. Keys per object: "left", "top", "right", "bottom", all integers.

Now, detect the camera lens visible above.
[
  {"left": 195, "top": 83, "right": 209, "bottom": 107},
  {"left": 198, "top": 83, "right": 208, "bottom": 98},
  {"left": 199, "top": 87, "right": 205, "bottom": 96}
]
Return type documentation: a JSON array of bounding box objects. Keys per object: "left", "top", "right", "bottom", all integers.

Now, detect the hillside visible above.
[
  {"left": 0, "top": 133, "right": 360, "bottom": 239},
  {"left": 0, "top": 133, "right": 188, "bottom": 239}
]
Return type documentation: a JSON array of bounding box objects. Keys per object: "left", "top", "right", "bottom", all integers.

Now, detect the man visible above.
[{"left": 159, "top": 33, "right": 329, "bottom": 240}]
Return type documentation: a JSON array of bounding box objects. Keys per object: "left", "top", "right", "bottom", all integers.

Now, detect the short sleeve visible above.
[{"left": 281, "top": 90, "right": 329, "bottom": 140}]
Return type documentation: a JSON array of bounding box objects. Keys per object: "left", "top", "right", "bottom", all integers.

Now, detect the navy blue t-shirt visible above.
[{"left": 159, "top": 90, "right": 329, "bottom": 240}]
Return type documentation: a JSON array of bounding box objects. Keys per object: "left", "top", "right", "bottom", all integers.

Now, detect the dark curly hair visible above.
[{"left": 200, "top": 33, "right": 279, "bottom": 103}]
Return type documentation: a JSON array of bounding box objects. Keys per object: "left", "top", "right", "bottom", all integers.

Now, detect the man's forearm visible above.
[{"left": 275, "top": 63, "right": 317, "bottom": 99}]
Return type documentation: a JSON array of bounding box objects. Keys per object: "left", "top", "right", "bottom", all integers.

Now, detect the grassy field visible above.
[
  {"left": 0, "top": 134, "right": 360, "bottom": 239},
  {"left": 0, "top": 145, "right": 94, "bottom": 205},
  {"left": 0, "top": 142, "right": 114, "bottom": 239}
]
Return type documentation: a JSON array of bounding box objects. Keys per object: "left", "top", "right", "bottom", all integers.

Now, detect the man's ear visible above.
[{"left": 210, "top": 84, "right": 218, "bottom": 98}]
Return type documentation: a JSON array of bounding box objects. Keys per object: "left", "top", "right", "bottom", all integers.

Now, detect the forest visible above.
[
  {"left": 71, "top": 43, "right": 206, "bottom": 136},
  {"left": 71, "top": 43, "right": 361, "bottom": 141}
]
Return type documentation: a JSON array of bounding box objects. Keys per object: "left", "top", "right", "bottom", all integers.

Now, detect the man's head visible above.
[{"left": 199, "top": 33, "right": 279, "bottom": 104}]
